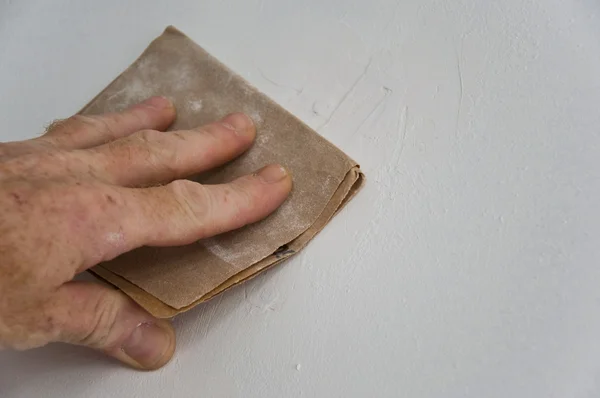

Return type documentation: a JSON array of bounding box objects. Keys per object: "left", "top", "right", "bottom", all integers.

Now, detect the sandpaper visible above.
[{"left": 83, "top": 26, "right": 364, "bottom": 318}]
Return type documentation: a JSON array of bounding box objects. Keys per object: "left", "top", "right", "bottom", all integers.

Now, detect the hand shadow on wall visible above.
[
  {"left": 0, "top": 263, "right": 284, "bottom": 396},
  {"left": 0, "top": 342, "right": 114, "bottom": 397}
]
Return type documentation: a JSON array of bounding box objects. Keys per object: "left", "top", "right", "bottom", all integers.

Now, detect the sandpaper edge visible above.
[{"left": 90, "top": 167, "right": 364, "bottom": 318}]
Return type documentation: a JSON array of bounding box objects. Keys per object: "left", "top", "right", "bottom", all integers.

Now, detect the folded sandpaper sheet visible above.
[{"left": 84, "top": 26, "right": 364, "bottom": 318}]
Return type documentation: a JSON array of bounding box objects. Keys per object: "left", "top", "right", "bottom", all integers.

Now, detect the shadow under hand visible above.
[
  {"left": 172, "top": 263, "right": 285, "bottom": 352},
  {"left": 0, "top": 273, "right": 127, "bottom": 397},
  {"left": 0, "top": 343, "right": 120, "bottom": 397}
]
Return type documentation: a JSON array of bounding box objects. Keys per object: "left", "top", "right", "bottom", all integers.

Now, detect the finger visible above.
[
  {"left": 64, "top": 165, "right": 291, "bottom": 270},
  {"left": 99, "top": 164, "right": 291, "bottom": 257},
  {"left": 78, "top": 112, "right": 256, "bottom": 186},
  {"left": 49, "top": 281, "right": 175, "bottom": 370},
  {"left": 39, "top": 96, "right": 176, "bottom": 150}
]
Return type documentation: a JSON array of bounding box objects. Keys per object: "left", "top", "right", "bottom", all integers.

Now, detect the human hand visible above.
[{"left": 0, "top": 96, "right": 292, "bottom": 370}]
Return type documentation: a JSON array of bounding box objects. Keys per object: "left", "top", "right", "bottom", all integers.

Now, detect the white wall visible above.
[{"left": 1, "top": 0, "right": 600, "bottom": 397}]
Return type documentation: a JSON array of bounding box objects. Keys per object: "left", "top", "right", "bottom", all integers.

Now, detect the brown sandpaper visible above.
[{"left": 83, "top": 26, "right": 364, "bottom": 318}]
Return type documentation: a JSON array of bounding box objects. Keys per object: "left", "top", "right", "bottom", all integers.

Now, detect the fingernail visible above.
[
  {"left": 140, "top": 96, "right": 174, "bottom": 110},
  {"left": 256, "top": 164, "right": 288, "bottom": 184},
  {"left": 221, "top": 113, "right": 255, "bottom": 138},
  {"left": 122, "top": 322, "right": 173, "bottom": 369}
]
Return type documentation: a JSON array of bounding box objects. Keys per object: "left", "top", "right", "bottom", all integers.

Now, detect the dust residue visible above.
[
  {"left": 202, "top": 236, "right": 265, "bottom": 266},
  {"left": 201, "top": 196, "right": 310, "bottom": 267},
  {"left": 248, "top": 110, "right": 263, "bottom": 125},
  {"left": 256, "top": 133, "right": 270, "bottom": 146},
  {"left": 103, "top": 54, "right": 199, "bottom": 112},
  {"left": 188, "top": 99, "right": 203, "bottom": 112},
  {"left": 105, "top": 77, "right": 155, "bottom": 111}
]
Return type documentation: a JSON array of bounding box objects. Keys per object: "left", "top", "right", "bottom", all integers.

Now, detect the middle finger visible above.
[{"left": 76, "top": 113, "right": 256, "bottom": 186}]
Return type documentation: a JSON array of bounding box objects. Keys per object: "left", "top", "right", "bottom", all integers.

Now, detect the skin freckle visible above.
[
  {"left": 9, "top": 192, "right": 26, "bottom": 206},
  {"left": 222, "top": 188, "right": 231, "bottom": 204}
]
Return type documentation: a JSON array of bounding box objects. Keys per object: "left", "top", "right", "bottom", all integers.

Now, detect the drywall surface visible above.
[{"left": 1, "top": 0, "right": 600, "bottom": 397}]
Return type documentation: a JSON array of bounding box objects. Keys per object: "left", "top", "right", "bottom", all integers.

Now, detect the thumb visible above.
[{"left": 50, "top": 281, "right": 176, "bottom": 370}]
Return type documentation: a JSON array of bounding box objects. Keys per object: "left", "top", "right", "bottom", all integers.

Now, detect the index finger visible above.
[{"left": 77, "top": 165, "right": 292, "bottom": 270}]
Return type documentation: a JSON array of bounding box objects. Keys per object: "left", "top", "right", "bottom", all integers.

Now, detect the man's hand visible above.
[{"left": 0, "top": 96, "right": 292, "bottom": 370}]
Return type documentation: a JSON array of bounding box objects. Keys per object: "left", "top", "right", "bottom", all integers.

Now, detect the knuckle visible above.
[
  {"left": 168, "top": 178, "right": 196, "bottom": 192},
  {"left": 71, "top": 114, "right": 117, "bottom": 139},
  {"left": 132, "top": 129, "right": 162, "bottom": 143},
  {"left": 104, "top": 138, "right": 130, "bottom": 161},
  {"left": 232, "top": 179, "right": 261, "bottom": 211},
  {"left": 170, "top": 131, "right": 189, "bottom": 142},
  {"left": 195, "top": 126, "right": 221, "bottom": 145},
  {"left": 227, "top": 178, "right": 272, "bottom": 226},
  {"left": 105, "top": 130, "right": 156, "bottom": 158},
  {"left": 222, "top": 186, "right": 248, "bottom": 224},
  {"left": 168, "top": 179, "right": 209, "bottom": 221},
  {"left": 69, "top": 114, "right": 101, "bottom": 129},
  {"left": 130, "top": 130, "right": 180, "bottom": 175},
  {"left": 129, "top": 130, "right": 161, "bottom": 159},
  {"left": 168, "top": 179, "right": 198, "bottom": 202},
  {"left": 77, "top": 293, "right": 121, "bottom": 349}
]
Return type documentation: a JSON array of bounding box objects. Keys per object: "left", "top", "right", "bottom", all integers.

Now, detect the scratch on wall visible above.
[
  {"left": 258, "top": 68, "right": 303, "bottom": 95},
  {"left": 454, "top": 43, "right": 465, "bottom": 138},
  {"left": 351, "top": 86, "right": 393, "bottom": 137},
  {"left": 383, "top": 0, "right": 403, "bottom": 33},
  {"left": 394, "top": 105, "right": 409, "bottom": 167},
  {"left": 318, "top": 56, "right": 374, "bottom": 131}
]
